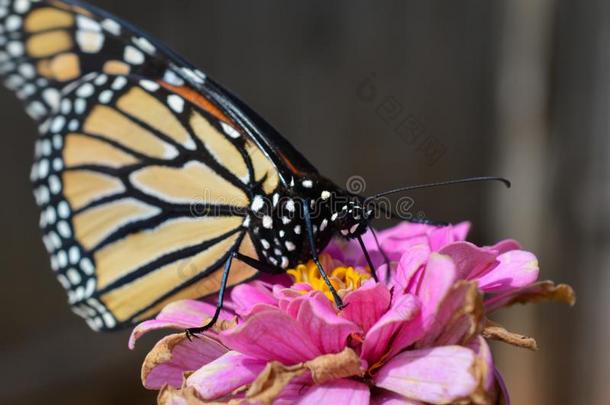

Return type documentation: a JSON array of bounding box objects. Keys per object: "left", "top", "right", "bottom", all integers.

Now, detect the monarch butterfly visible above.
[{"left": 0, "top": 0, "right": 508, "bottom": 334}]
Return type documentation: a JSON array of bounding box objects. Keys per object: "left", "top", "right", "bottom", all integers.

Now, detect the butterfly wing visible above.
[{"left": 0, "top": 0, "right": 295, "bottom": 330}]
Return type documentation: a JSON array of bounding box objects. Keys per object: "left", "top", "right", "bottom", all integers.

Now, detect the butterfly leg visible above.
[
  {"left": 302, "top": 199, "right": 345, "bottom": 309},
  {"left": 185, "top": 250, "right": 235, "bottom": 340},
  {"left": 357, "top": 235, "right": 379, "bottom": 282},
  {"left": 369, "top": 227, "right": 392, "bottom": 283},
  {"left": 232, "top": 252, "right": 285, "bottom": 274}
]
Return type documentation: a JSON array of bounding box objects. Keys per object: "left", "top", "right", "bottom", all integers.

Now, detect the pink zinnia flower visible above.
[{"left": 131, "top": 222, "right": 574, "bottom": 405}]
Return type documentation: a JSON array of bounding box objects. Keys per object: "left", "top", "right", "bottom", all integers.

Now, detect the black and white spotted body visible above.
[{"left": 248, "top": 176, "right": 371, "bottom": 271}]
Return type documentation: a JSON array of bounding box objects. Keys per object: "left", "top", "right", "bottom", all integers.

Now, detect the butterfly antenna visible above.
[{"left": 366, "top": 176, "right": 510, "bottom": 202}]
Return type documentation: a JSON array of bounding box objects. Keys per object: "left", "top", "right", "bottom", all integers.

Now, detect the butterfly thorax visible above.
[{"left": 249, "top": 176, "right": 370, "bottom": 270}]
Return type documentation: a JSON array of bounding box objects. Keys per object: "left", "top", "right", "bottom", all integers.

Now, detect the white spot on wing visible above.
[
  {"left": 76, "top": 31, "right": 105, "bottom": 54},
  {"left": 111, "top": 76, "right": 127, "bottom": 90},
  {"left": 221, "top": 122, "right": 240, "bottom": 139},
  {"left": 101, "top": 18, "right": 121, "bottom": 35},
  {"left": 98, "top": 90, "right": 113, "bottom": 104},
  {"left": 251, "top": 195, "right": 264, "bottom": 212},
  {"left": 77, "top": 15, "right": 101, "bottom": 31},
  {"left": 14, "top": 0, "right": 30, "bottom": 14},
  {"left": 124, "top": 45, "right": 145, "bottom": 65},
  {"left": 7, "top": 41, "right": 24, "bottom": 56},
  {"left": 133, "top": 37, "right": 156, "bottom": 54},
  {"left": 140, "top": 80, "right": 159, "bottom": 92},
  {"left": 5, "top": 15, "right": 22, "bottom": 31},
  {"left": 167, "top": 94, "right": 184, "bottom": 113},
  {"left": 163, "top": 70, "right": 184, "bottom": 86}
]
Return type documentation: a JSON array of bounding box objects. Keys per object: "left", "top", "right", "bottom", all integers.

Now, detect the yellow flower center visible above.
[{"left": 287, "top": 254, "right": 371, "bottom": 302}]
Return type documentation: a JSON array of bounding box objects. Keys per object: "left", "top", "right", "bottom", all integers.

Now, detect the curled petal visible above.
[
  {"left": 220, "top": 307, "right": 321, "bottom": 364},
  {"left": 467, "top": 336, "right": 495, "bottom": 392},
  {"left": 141, "top": 333, "right": 227, "bottom": 389},
  {"left": 342, "top": 282, "right": 392, "bottom": 333},
  {"left": 186, "top": 351, "right": 266, "bottom": 400},
  {"left": 129, "top": 300, "right": 232, "bottom": 349},
  {"left": 297, "top": 293, "right": 361, "bottom": 354},
  {"left": 482, "top": 320, "right": 538, "bottom": 350},
  {"left": 439, "top": 242, "right": 498, "bottom": 280},
  {"left": 246, "top": 348, "right": 362, "bottom": 405},
  {"left": 361, "top": 294, "right": 421, "bottom": 364},
  {"left": 396, "top": 242, "right": 430, "bottom": 292},
  {"left": 417, "top": 253, "right": 457, "bottom": 333},
  {"left": 484, "top": 281, "right": 576, "bottom": 313},
  {"left": 374, "top": 345, "right": 479, "bottom": 404},
  {"left": 297, "top": 379, "right": 370, "bottom": 405},
  {"left": 486, "top": 239, "right": 521, "bottom": 254},
  {"left": 418, "top": 281, "right": 484, "bottom": 348},
  {"left": 476, "top": 250, "right": 539, "bottom": 293}
]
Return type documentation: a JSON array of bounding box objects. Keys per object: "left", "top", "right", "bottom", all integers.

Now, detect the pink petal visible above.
[
  {"left": 417, "top": 281, "right": 480, "bottom": 347},
  {"left": 275, "top": 373, "right": 315, "bottom": 404},
  {"left": 452, "top": 221, "right": 471, "bottom": 241},
  {"left": 386, "top": 310, "right": 424, "bottom": 360},
  {"left": 374, "top": 346, "right": 478, "bottom": 404},
  {"left": 231, "top": 281, "right": 278, "bottom": 316},
  {"left": 476, "top": 250, "right": 539, "bottom": 293},
  {"left": 416, "top": 253, "right": 457, "bottom": 333},
  {"left": 371, "top": 390, "right": 424, "bottom": 405},
  {"left": 324, "top": 238, "right": 362, "bottom": 266},
  {"left": 220, "top": 307, "right": 321, "bottom": 364},
  {"left": 142, "top": 334, "right": 228, "bottom": 389},
  {"left": 427, "top": 227, "right": 456, "bottom": 251},
  {"left": 186, "top": 351, "right": 266, "bottom": 400},
  {"left": 383, "top": 234, "right": 431, "bottom": 262},
  {"left": 361, "top": 293, "right": 420, "bottom": 364},
  {"left": 439, "top": 242, "right": 498, "bottom": 280},
  {"left": 276, "top": 288, "right": 313, "bottom": 318},
  {"left": 297, "top": 379, "right": 370, "bottom": 405},
  {"left": 129, "top": 300, "right": 232, "bottom": 349},
  {"left": 380, "top": 222, "right": 433, "bottom": 240},
  {"left": 297, "top": 293, "right": 361, "bottom": 354},
  {"left": 486, "top": 239, "right": 521, "bottom": 254},
  {"left": 395, "top": 242, "right": 431, "bottom": 291},
  {"left": 342, "top": 282, "right": 392, "bottom": 333}
]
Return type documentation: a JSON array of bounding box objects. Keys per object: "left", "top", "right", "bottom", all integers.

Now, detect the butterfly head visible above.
[{"left": 330, "top": 198, "right": 372, "bottom": 239}]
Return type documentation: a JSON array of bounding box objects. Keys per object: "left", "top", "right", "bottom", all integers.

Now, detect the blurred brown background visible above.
[{"left": 0, "top": 0, "right": 607, "bottom": 404}]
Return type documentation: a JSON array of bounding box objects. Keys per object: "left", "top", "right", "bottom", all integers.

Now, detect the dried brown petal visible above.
[
  {"left": 142, "top": 334, "right": 185, "bottom": 387},
  {"left": 158, "top": 385, "right": 206, "bottom": 405},
  {"left": 437, "top": 281, "right": 486, "bottom": 346},
  {"left": 305, "top": 347, "right": 363, "bottom": 384},
  {"left": 486, "top": 281, "right": 576, "bottom": 312},
  {"left": 468, "top": 354, "right": 496, "bottom": 405},
  {"left": 482, "top": 319, "right": 538, "bottom": 350},
  {"left": 244, "top": 348, "right": 363, "bottom": 405},
  {"left": 245, "top": 362, "right": 304, "bottom": 405},
  {"left": 419, "top": 280, "right": 486, "bottom": 348}
]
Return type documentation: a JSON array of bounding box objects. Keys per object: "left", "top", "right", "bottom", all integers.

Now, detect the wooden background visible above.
[{"left": 0, "top": 1, "right": 607, "bottom": 404}]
